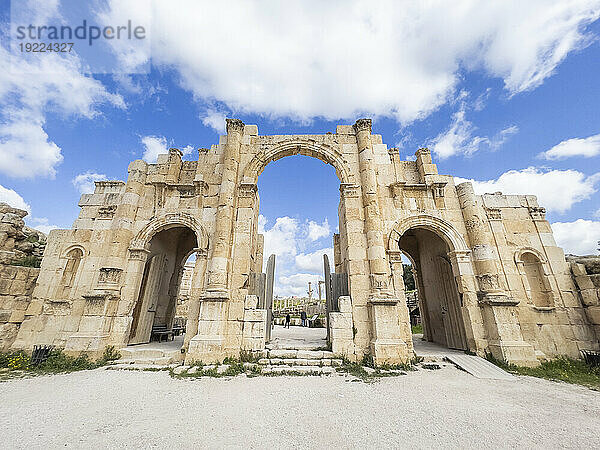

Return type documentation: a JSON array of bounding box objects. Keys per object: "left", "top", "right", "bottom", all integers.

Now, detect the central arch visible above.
[
  {"left": 242, "top": 141, "right": 350, "bottom": 350},
  {"left": 242, "top": 140, "right": 352, "bottom": 184}
]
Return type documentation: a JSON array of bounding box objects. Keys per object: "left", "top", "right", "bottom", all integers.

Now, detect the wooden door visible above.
[
  {"left": 129, "top": 255, "right": 166, "bottom": 344},
  {"left": 437, "top": 256, "right": 467, "bottom": 350}
]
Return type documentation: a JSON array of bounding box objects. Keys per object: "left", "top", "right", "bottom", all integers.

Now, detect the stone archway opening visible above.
[
  {"left": 397, "top": 227, "right": 467, "bottom": 351},
  {"left": 254, "top": 154, "right": 342, "bottom": 351},
  {"left": 129, "top": 225, "right": 198, "bottom": 348}
]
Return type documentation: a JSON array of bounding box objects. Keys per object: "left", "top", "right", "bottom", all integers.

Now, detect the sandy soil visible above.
[{"left": 0, "top": 366, "right": 598, "bottom": 449}]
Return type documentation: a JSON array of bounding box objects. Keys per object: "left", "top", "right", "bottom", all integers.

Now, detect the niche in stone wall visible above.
[
  {"left": 517, "top": 250, "right": 553, "bottom": 308},
  {"left": 56, "top": 248, "right": 84, "bottom": 300}
]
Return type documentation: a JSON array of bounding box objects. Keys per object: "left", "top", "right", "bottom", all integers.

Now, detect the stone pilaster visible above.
[
  {"left": 354, "top": 119, "right": 410, "bottom": 363},
  {"left": 353, "top": 119, "right": 390, "bottom": 296},
  {"left": 456, "top": 182, "right": 537, "bottom": 366},
  {"left": 205, "top": 118, "right": 245, "bottom": 297}
]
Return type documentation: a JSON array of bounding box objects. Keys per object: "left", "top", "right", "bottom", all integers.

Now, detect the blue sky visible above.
[{"left": 1, "top": 1, "right": 599, "bottom": 296}]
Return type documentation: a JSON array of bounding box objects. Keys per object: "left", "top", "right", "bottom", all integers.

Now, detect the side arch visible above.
[
  {"left": 514, "top": 247, "right": 547, "bottom": 265},
  {"left": 129, "top": 213, "right": 209, "bottom": 252},
  {"left": 241, "top": 140, "right": 352, "bottom": 184},
  {"left": 387, "top": 214, "right": 469, "bottom": 253}
]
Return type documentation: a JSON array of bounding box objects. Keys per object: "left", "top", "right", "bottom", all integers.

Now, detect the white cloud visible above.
[
  {"left": 262, "top": 216, "right": 299, "bottom": 259},
  {"left": 278, "top": 273, "right": 322, "bottom": 298},
  {"left": 104, "top": 0, "right": 599, "bottom": 124},
  {"left": 539, "top": 133, "right": 600, "bottom": 160},
  {"left": 455, "top": 168, "right": 599, "bottom": 214},
  {"left": 260, "top": 215, "right": 335, "bottom": 296},
  {"left": 72, "top": 172, "right": 108, "bottom": 195},
  {"left": 201, "top": 110, "right": 227, "bottom": 134},
  {"left": 295, "top": 248, "right": 334, "bottom": 273},
  {"left": 141, "top": 135, "right": 168, "bottom": 163},
  {"left": 306, "top": 219, "right": 330, "bottom": 241},
  {"left": 0, "top": 43, "right": 124, "bottom": 178},
  {"left": 0, "top": 184, "right": 31, "bottom": 212},
  {"left": 430, "top": 103, "right": 518, "bottom": 158},
  {"left": 552, "top": 219, "right": 600, "bottom": 255},
  {"left": 181, "top": 145, "right": 195, "bottom": 158},
  {"left": 28, "top": 217, "right": 59, "bottom": 235},
  {"left": 141, "top": 136, "right": 195, "bottom": 162},
  {"left": 0, "top": 183, "right": 59, "bottom": 233}
]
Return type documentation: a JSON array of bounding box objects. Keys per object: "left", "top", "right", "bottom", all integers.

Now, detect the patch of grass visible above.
[
  {"left": 411, "top": 324, "right": 423, "bottom": 334},
  {"left": 0, "top": 346, "right": 121, "bottom": 380},
  {"left": 335, "top": 354, "right": 414, "bottom": 382},
  {"left": 486, "top": 354, "right": 600, "bottom": 390},
  {"left": 100, "top": 345, "right": 121, "bottom": 363},
  {"left": 10, "top": 256, "right": 41, "bottom": 268},
  {"left": 172, "top": 352, "right": 263, "bottom": 379},
  {"left": 239, "top": 350, "right": 260, "bottom": 363}
]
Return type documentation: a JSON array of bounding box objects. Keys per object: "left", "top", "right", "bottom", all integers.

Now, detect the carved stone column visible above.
[
  {"left": 353, "top": 119, "right": 390, "bottom": 296},
  {"left": 189, "top": 119, "right": 244, "bottom": 362},
  {"left": 456, "top": 182, "right": 537, "bottom": 366},
  {"left": 387, "top": 250, "right": 413, "bottom": 353},
  {"left": 354, "top": 119, "right": 410, "bottom": 363},
  {"left": 183, "top": 248, "right": 208, "bottom": 352},
  {"left": 205, "top": 118, "right": 245, "bottom": 297}
]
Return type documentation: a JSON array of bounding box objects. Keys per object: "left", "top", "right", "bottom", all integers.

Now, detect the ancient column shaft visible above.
[
  {"left": 456, "top": 182, "right": 503, "bottom": 295},
  {"left": 205, "top": 118, "right": 245, "bottom": 294},
  {"left": 353, "top": 119, "right": 389, "bottom": 295}
]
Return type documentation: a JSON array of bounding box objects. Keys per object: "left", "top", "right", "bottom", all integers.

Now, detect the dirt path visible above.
[{"left": 1, "top": 366, "right": 598, "bottom": 449}]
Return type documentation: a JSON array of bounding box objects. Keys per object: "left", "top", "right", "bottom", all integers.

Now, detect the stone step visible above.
[
  {"left": 258, "top": 357, "right": 342, "bottom": 367},
  {"left": 119, "top": 348, "right": 166, "bottom": 359},
  {"left": 262, "top": 365, "right": 336, "bottom": 375},
  {"left": 267, "top": 349, "right": 334, "bottom": 359},
  {"left": 116, "top": 356, "right": 175, "bottom": 366},
  {"left": 107, "top": 362, "right": 178, "bottom": 371}
]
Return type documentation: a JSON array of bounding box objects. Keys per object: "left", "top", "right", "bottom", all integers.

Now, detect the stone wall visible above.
[
  {"left": 0, "top": 203, "right": 45, "bottom": 351},
  {"left": 569, "top": 256, "right": 600, "bottom": 341},
  {"left": 0, "top": 264, "right": 39, "bottom": 351},
  {"left": 0, "top": 203, "right": 45, "bottom": 265}
]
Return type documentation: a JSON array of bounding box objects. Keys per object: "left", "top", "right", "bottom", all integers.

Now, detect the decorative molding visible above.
[
  {"left": 353, "top": 118, "right": 372, "bottom": 133},
  {"left": 238, "top": 182, "right": 258, "bottom": 199},
  {"left": 176, "top": 185, "right": 196, "bottom": 198},
  {"left": 98, "top": 267, "right": 122, "bottom": 285},
  {"left": 529, "top": 206, "right": 546, "bottom": 221},
  {"left": 476, "top": 273, "right": 501, "bottom": 292},
  {"left": 485, "top": 207, "right": 502, "bottom": 220},
  {"left": 386, "top": 250, "right": 404, "bottom": 264},
  {"left": 128, "top": 247, "right": 150, "bottom": 261},
  {"left": 98, "top": 205, "right": 117, "bottom": 219},
  {"left": 340, "top": 183, "right": 360, "bottom": 198},
  {"left": 226, "top": 118, "right": 245, "bottom": 134},
  {"left": 432, "top": 182, "right": 447, "bottom": 199},
  {"left": 388, "top": 214, "right": 470, "bottom": 253},
  {"left": 478, "top": 294, "right": 519, "bottom": 306},
  {"left": 447, "top": 250, "right": 472, "bottom": 264}
]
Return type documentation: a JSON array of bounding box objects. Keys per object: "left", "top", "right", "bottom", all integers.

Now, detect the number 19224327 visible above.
[{"left": 19, "top": 42, "right": 74, "bottom": 52}]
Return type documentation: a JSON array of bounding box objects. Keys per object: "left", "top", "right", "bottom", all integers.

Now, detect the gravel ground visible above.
[{"left": 1, "top": 366, "right": 599, "bottom": 449}]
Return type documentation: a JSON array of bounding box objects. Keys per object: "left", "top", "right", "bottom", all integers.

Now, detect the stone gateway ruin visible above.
[{"left": 5, "top": 119, "right": 600, "bottom": 366}]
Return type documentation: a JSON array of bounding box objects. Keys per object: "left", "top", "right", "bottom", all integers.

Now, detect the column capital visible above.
[
  {"left": 226, "top": 118, "right": 245, "bottom": 134},
  {"left": 386, "top": 250, "right": 404, "bottom": 264},
  {"left": 353, "top": 118, "right": 372, "bottom": 134}
]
